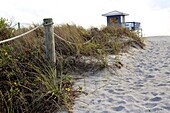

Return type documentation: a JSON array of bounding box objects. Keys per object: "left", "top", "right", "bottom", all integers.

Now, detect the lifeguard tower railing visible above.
[{"left": 125, "top": 22, "right": 142, "bottom": 37}]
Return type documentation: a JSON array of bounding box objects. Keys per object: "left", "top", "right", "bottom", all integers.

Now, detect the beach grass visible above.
[{"left": 0, "top": 17, "right": 144, "bottom": 113}]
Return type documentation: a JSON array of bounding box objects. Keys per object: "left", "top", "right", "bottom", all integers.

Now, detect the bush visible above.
[
  {"left": 0, "top": 19, "right": 77, "bottom": 113},
  {"left": 0, "top": 17, "right": 14, "bottom": 40}
]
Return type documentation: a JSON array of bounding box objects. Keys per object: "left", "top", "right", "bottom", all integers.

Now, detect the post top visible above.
[
  {"left": 43, "top": 18, "right": 53, "bottom": 26},
  {"left": 43, "top": 18, "right": 52, "bottom": 21}
]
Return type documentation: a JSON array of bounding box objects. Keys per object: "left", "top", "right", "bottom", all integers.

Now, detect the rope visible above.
[
  {"left": 54, "top": 33, "right": 95, "bottom": 45},
  {"left": 0, "top": 24, "right": 95, "bottom": 45},
  {"left": 82, "top": 36, "right": 95, "bottom": 45},
  {"left": 54, "top": 33, "right": 76, "bottom": 45},
  {"left": 0, "top": 24, "right": 42, "bottom": 44}
]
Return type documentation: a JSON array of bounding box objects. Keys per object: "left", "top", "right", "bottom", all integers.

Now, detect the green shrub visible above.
[{"left": 0, "top": 17, "right": 14, "bottom": 40}]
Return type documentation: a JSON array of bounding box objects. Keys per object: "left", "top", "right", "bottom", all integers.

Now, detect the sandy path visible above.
[{"left": 73, "top": 36, "right": 170, "bottom": 113}]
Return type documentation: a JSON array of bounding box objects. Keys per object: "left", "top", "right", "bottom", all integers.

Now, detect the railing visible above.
[
  {"left": 0, "top": 18, "right": 96, "bottom": 77},
  {"left": 0, "top": 25, "right": 42, "bottom": 44},
  {"left": 125, "top": 22, "right": 143, "bottom": 37},
  {"left": 125, "top": 22, "right": 141, "bottom": 30}
]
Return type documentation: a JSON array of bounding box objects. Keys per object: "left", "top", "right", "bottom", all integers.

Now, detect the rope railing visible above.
[
  {"left": 54, "top": 32, "right": 95, "bottom": 45},
  {"left": 0, "top": 23, "right": 95, "bottom": 45},
  {"left": 0, "top": 24, "right": 42, "bottom": 44},
  {"left": 0, "top": 18, "right": 97, "bottom": 81},
  {"left": 82, "top": 36, "right": 95, "bottom": 45}
]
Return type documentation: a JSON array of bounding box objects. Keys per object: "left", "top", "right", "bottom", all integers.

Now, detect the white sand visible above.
[{"left": 72, "top": 36, "right": 170, "bottom": 113}]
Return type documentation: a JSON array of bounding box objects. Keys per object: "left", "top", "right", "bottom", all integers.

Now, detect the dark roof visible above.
[{"left": 102, "top": 10, "right": 129, "bottom": 16}]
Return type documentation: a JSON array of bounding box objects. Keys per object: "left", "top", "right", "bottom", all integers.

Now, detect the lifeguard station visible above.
[{"left": 102, "top": 10, "right": 142, "bottom": 37}]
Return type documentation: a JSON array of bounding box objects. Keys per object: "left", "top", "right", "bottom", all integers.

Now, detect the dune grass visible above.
[{"left": 0, "top": 18, "right": 145, "bottom": 113}]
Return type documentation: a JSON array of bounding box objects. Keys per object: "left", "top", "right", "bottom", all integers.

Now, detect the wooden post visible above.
[
  {"left": 43, "top": 18, "right": 56, "bottom": 74},
  {"left": 18, "top": 22, "right": 21, "bottom": 29},
  {"left": 140, "top": 28, "right": 143, "bottom": 37}
]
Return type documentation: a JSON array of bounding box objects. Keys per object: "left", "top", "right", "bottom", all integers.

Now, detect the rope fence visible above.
[
  {"left": 54, "top": 33, "right": 95, "bottom": 45},
  {"left": 0, "top": 24, "right": 42, "bottom": 44},
  {"left": 0, "top": 21, "right": 95, "bottom": 45},
  {"left": 0, "top": 18, "right": 97, "bottom": 79}
]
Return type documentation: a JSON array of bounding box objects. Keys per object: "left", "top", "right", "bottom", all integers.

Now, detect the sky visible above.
[{"left": 0, "top": 0, "right": 170, "bottom": 36}]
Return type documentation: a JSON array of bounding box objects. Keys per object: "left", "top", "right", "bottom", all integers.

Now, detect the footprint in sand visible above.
[
  {"left": 143, "top": 103, "right": 157, "bottom": 108},
  {"left": 112, "top": 106, "right": 125, "bottom": 111},
  {"left": 73, "top": 37, "right": 170, "bottom": 113},
  {"left": 150, "top": 97, "right": 162, "bottom": 102}
]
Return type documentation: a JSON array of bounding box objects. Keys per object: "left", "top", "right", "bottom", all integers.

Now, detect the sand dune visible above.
[{"left": 73, "top": 36, "right": 170, "bottom": 113}]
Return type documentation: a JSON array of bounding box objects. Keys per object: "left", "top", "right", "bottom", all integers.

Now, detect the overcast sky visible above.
[{"left": 0, "top": 0, "right": 170, "bottom": 36}]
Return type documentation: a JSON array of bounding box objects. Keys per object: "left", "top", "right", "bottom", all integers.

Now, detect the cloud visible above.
[
  {"left": 141, "top": 9, "right": 170, "bottom": 36},
  {"left": 0, "top": 0, "right": 170, "bottom": 36},
  {"left": 149, "top": 0, "right": 170, "bottom": 9}
]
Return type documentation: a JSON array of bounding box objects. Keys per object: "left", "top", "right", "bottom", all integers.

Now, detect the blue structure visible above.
[
  {"left": 125, "top": 22, "right": 141, "bottom": 30},
  {"left": 102, "top": 10, "right": 142, "bottom": 37},
  {"left": 102, "top": 10, "right": 129, "bottom": 27}
]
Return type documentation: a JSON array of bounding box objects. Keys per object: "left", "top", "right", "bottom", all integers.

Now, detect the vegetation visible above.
[{"left": 0, "top": 17, "right": 145, "bottom": 113}]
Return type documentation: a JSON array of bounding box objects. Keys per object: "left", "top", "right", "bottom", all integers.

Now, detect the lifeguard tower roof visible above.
[{"left": 102, "top": 10, "right": 129, "bottom": 16}]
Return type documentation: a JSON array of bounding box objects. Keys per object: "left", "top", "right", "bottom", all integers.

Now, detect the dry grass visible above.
[
  {"left": 54, "top": 25, "right": 145, "bottom": 74},
  {"left": 0, "top": 18, "right": 145, "bottom": 113}
]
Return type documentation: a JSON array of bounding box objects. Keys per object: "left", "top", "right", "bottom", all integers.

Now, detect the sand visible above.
[{"left": 72, "top": 36, "right": 170, "bottom": 113}]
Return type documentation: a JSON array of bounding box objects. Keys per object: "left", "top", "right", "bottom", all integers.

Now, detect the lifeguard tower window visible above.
[{"left": 125, "top": 22, "right": 141, "bottom": 30}]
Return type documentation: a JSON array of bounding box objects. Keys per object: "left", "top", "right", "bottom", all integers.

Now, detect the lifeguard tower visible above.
[
  {"left": 102, "top": 10, "right": 142, "bottom": 37},
  {"left": 102, "top": 10, "right": 129, "bottom": 27}
]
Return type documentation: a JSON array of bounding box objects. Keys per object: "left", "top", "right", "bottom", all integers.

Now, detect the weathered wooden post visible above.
[
  {"left": 43, "top": 18, "right": 56, "bottom": 75},
  {"left": 18, "top": 22, "right": 21, "bottom": 29}
]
